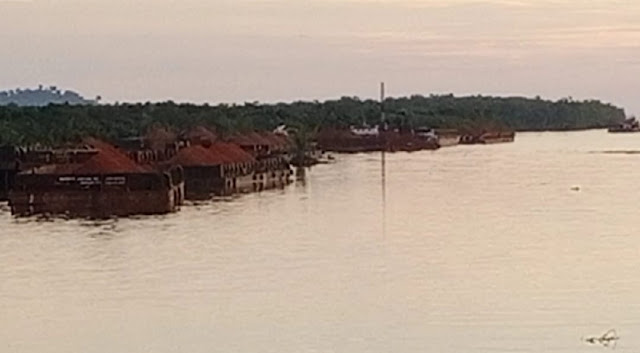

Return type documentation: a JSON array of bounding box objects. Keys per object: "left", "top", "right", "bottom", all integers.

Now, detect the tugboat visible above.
[
  {"left": 414, "top": 128, "right": 461, "bottom": 148},
  {"left": 608, "top": 117, "right": 640, "bottom": 133}
]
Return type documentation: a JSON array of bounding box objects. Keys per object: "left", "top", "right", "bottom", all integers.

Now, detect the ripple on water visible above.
[{"left": 2, "top": 130, "right": 640, "bottom": 353}]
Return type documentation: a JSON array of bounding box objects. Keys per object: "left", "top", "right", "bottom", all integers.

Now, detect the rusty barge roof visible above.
[
  {"left": 259, "top": 132, "right": 290, "bottom": 149},
  {"left": 170, "top": 142, "right": 256, "bottom": 168},
  {"left": 211, "top": 142, "right": 255, "bottom": 163},
  {"left": 171, "top": 145, "right": 225, "bottom": 167},
  {"left": 22, "top": 139, "right": 151, "bottom": 175}
]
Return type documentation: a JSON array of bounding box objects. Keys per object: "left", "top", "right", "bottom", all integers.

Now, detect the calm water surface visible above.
[{"left": 2, "top": 130, "right": 640, "bottom": 352}]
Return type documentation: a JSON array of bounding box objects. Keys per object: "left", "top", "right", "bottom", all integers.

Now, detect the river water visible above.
[{"left": 2, "top": 130, "right": 640, "bottom": 353}]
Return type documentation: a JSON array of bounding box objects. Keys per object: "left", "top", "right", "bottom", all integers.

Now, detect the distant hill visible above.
[{"left": 0, "top": 86, "right": 98, "bottom": 106}]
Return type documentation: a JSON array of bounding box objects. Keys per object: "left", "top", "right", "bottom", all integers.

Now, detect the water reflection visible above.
[
  {"left": 381, "top": 150, "right": 387, "bottom": 239},
  {"left": 2, "top": 130, "right": 640, "bottom": 353},
  {"left": 295, "top": 166, "right": 306, "bottom": 181}
]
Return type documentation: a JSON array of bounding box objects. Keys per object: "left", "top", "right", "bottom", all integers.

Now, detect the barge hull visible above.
[
  {"left": 10, "top": 188, "right": 181, "bottom": 218},
  {"left": 184, "top": 170, "right": 292, "bottom": 200}
]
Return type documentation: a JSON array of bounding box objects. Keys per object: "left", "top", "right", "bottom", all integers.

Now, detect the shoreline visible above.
[{"left": 515, "top": 126, "right": 608, "bottom": 132}]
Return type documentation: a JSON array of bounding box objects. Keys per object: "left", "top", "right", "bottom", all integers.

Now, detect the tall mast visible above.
[{"left": 380, "top": 82, "right": 385, "bottom": 126}]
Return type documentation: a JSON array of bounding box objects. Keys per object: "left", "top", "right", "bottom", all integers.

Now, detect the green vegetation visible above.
[
  {"left": 0, "top": 94, "right": 625, "bottom": 146},
  {"left": 287, "top": 123, "right": 317, "bottom": 167}
]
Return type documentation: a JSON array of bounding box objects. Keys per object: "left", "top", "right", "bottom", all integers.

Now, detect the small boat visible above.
[
  {"left": 478, "top": 131, "right": 515, "bottom": 144},
  {"left": 435, "top": 129, "right": 461, "bottom": 147},
  {"left": 460, "top": 131, "right": 515, "bottom": 144},
  {"left": 609, "top": 117, "right": 640, "bottom": 133}
]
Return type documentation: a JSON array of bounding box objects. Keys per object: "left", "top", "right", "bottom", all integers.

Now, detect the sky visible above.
[{"left": 1, "top": 0, "right": 640, "bottom": 113}]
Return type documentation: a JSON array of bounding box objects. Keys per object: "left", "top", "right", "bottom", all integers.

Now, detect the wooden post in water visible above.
[
  {"left": 380, "top": 82, "right": 387, "bottom": 229},
  {"left": 380, "top": 82, "right": 385, "bottom": 124},
  {"left": 380, "top": 81, "right": 386, "bottom": 181}
]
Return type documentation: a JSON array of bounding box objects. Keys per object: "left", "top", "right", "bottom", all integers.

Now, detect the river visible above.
[{"left": 1, "top": 130, "right": 640, "bottom": 352}]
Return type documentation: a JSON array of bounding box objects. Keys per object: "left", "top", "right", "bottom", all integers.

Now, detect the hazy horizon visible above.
[{"left": 2, "top": 0, "right": 639, "bottom": 114}]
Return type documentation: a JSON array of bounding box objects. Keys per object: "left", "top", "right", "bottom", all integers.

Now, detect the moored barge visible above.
[
  {"left": 9, "top": 143, "right": 184, "bottom": 218},
  {"left": 608, "top": 117, "right": 640, "bottom": 133},
  {"left": 171, "top": 136, "right": 292, "bottom": 200},
  {"left": 317, "top": 128, "right": 439, "bottom": 153}
]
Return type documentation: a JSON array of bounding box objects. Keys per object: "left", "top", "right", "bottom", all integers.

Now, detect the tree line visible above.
[{"left": 0, "top": 94, "right": 626, "bottom": 146}]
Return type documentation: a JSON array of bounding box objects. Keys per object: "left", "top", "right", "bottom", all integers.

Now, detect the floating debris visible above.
[
  {"left": 582, "top": 329, "right": 619, "bottom": 349},
  {"left": 570, "top": 186, "right": 581, "bottom": 191}
]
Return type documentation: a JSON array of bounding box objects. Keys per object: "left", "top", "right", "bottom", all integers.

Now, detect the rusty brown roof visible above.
[
  {"left": 23, "top": 139, "right": 150, "bottom": 175},
  {"left": 260, "top": 131, "right": 290, "bottom": 149},
  {"left": 210, "top": 142, "right": 255, "bottom": 164},
  {"left": 75, "top": 140, "right": 150, "bottom": 174},
  {"left": 170, "top": 145, "right": 226, "bottom": 167}
]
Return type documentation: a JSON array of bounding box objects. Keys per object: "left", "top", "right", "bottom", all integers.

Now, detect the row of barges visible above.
[
  {"left": 0, "top": 125, "right": 516, "bottom": 219},
  {"left": 316, "top": 126, "right": 515, "bottom": 152},
  {"left": 0, "top": 128, "right": 294, "bottom": 218}
]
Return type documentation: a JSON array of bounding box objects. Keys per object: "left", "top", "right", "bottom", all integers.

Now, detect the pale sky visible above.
[{"left": 1, "top": 0, "right": 640, "bottom": 113}]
